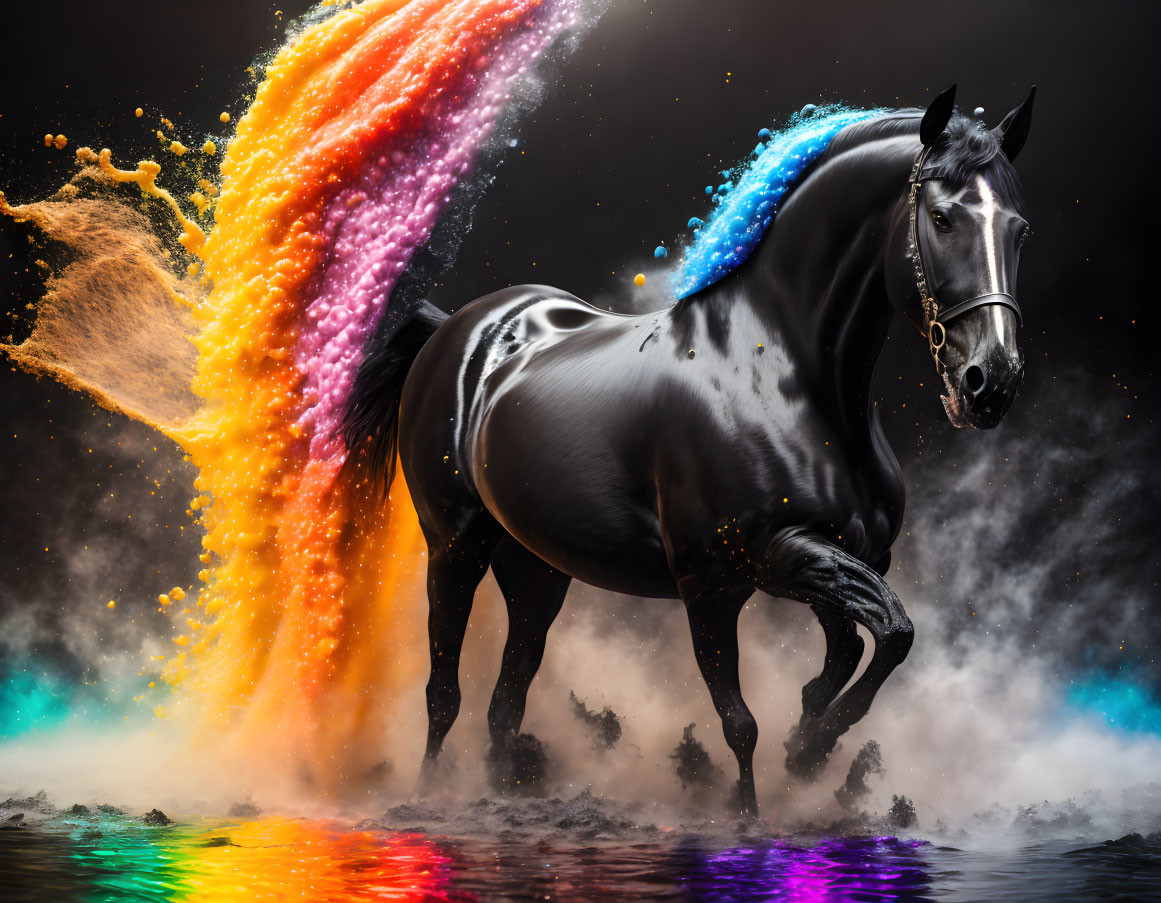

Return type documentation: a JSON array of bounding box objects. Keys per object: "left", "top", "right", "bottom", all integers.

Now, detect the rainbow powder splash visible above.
[
  {"left": 1, "top": 0, "right": 595, "bottom": 798},
  {"left": 674, "top": 105, "right": 882, "bottom": 299}
]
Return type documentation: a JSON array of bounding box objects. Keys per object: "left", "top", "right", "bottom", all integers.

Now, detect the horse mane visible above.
[
  {"left": 835, "top": 109, "right": 1026, "bottom": 213},
  {"left": 674, "top": 106, "right": 1025, "bottom": 300}
]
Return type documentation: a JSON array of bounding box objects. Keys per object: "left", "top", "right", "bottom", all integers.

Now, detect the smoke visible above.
[{"left": 420, "top": 362, "right": 1161, "bottom": 837}]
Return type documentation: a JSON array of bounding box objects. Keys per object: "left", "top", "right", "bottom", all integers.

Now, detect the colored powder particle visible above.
[
  {"left": 170, "top": 141, "right": 187, "bottom": 156},
  {"left": 634, "top": 273, "right": 646, "bottom": 286},
  {"left": 219, "top": 111, "right": 230, "bottom": 124},
  {"left": 674, "top": 106, "right": 883, "bottom": 298},
  {"left": 43, "top": 134, "right": 53, "bottom": 147},
  {"left": 4, "top": 0, "right": 598, "bottom": 796},
  {"left": 54, "top": 134, "right": 68, "bottom": 150},
  {"left": 203, "top": 140, "right": 216, "bottom": 156},
  {"left": 107, "top": 600, "right": 116, "bottom": 609},
  {"left": 653, "top": 245, "right": 667, "bottom": 258},
  {"left": 135, "top": 107, "right": 144, "bottom": 118}
]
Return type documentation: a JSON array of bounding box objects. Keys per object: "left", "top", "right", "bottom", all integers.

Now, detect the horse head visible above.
[{"left": 888, "top": 84, "right": 1036, "bottom": 429}]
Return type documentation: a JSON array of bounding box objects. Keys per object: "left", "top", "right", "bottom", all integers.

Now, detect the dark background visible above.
[{"left": 1, "top": 1, "right": 1158, "bottom": 701}]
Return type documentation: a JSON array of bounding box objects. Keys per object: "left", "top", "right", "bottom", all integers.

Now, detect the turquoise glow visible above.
[
  {"left": 674, "top": 105, "right": 885, "bottom": 299},
  {"left": 0, "top": 656, "right": 164, "bottom": 739},
  {"left": 0, "top": 659, "right": 74, "bottom": 738},
  {"left": 1067, "top": 670, "right": 1161, "bottom": 735}
]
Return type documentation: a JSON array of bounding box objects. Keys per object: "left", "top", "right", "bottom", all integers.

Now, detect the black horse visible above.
[{"left": 343, "top": 85, "right": 1036, "bottom": 814}]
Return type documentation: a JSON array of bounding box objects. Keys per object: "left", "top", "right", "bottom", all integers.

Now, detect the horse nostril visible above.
[{"left": 963, "top": 364, "right": 986, "bottom": 400}]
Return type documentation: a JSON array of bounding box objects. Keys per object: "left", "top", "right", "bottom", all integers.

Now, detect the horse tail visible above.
[{"left": 342, "top": 298, "right": 448, "bottom": 496}]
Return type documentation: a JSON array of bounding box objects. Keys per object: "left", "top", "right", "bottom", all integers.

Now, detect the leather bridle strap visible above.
[
  {"left": 937, "top": 291, "right": 1022, "bottom": 326},
  {"left": 906, "top": 146, "right": 1023, "bottom": 375}
]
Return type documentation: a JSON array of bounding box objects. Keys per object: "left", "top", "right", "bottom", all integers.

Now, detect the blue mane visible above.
[{"left": 674, "top": 105, "right": 887, "bottom": 299}]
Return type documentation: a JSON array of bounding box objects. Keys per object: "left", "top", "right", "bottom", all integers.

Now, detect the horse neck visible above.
[{"left": 743, "top": 134, "right": 916, "bottom": 440}]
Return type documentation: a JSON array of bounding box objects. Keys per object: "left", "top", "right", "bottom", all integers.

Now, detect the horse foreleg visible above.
[
  {"left": 681, "top": 585, "right": 759, "bottom": 816},
  {"left": 417, "top": 527, "right": 495, "bottom": 792},
  {"left": 801, "top": 605, "right": 864, "bottom": 719},
  {"left": 487, "top": 538, "right": 571, "bottom": 753},
  {"left": 763, "top": 528, "right": 913, "bottom": 781}
]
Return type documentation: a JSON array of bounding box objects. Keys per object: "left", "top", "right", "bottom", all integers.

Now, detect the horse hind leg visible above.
[
  {"left": 485, "top": 537, "right": 571, "bottom": 793},
  {"left": 801, "top": 605, "right": 864, "bottom": 720},
  {"left": 681, "top": 584, "right": 759, "bottom": 816},
  {"left": 764, "top": 529, "right": 913, "bottom": 781},
  {"left": 417, "top": 514, "right": 499, "bottom": 792}
]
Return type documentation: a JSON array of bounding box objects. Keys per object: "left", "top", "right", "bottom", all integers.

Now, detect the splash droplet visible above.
[
  {"left": 653, "top": 245, "right": 667, "bottom": 259},
  {"left": 634, "top": 273, "right": 646, "bottom": 286}
]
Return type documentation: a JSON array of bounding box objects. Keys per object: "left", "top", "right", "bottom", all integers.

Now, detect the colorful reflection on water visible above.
[{"left": 4, "top": 809, "right": 1158, "bottom": 901}]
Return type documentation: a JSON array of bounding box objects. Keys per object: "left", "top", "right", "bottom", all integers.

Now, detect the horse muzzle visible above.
[{"left": 942, "top": 348, "right": 1024, "bottom": 429}]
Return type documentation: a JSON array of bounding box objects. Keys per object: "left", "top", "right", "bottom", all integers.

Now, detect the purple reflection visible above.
[{"left": 676, "top": 835, "right": 934, "bottom": 902}]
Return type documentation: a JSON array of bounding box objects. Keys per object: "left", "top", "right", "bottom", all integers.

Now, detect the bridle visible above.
[{"left": 906, "top": 145, "right": 1023, "bottom": 375}]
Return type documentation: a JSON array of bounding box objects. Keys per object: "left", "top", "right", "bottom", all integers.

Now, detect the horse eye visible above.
[{"left": 930, "top": 209, "right": 953, "bottom": 233}]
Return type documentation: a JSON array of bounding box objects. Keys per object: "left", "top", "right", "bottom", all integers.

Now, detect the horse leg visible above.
[
  {"left": 801, "top": 605, "right": 864, "bottom": 719},
  {"left": 763, "top": 529, "right": 913, "bottom": 780},
  {"left": 486, "top": 537, "right": 571, "bottom": 790},
  {"left": 417, "top": 517, "right": 497, "bottom": 790},
  {"left": 681, "top": 585, "right": 759, "bottom": 816}
]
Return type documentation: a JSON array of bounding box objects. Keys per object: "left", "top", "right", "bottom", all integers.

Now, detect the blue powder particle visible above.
[
  {"left": 757, "top": 127, "right": 771, "bottom": 139},
  {"left": 673, "top": 105, "right": 884, "bottom": 299},
  {"left": 704, "top": 185, "right": 713, "bottom": 196},
  {"left": 653, "top": 245, "right": 668, "bottom": 259},
  {"left": 687, "top": 217, "right": 704, "bottom": 229}
]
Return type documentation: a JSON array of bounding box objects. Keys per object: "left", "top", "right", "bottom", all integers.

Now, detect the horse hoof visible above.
[
  {"left": 783, "top": 726, "right": 834, "bottom": 781},
  {"left": 728, "top": 781, "right": 759, "bottom": 820},
  {"left": 486, "top": 732, "right": 551, "bottom": 796}
]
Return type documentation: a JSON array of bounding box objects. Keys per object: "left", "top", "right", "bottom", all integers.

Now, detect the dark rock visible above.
[
  {"left": 669, "top": 724, "right": 720, "bottom": 792},
  {"left": 834, "top": 740, "right": 884, "bottom": 811},
  {"left": 1, "top": 790, "right": 53, "bottom": 814},
  {"left": 142, "top": 809, "right": 172, "bottom": 826},
  {"left": 1014, "top": 799, "right": 1093, "bottom": 833},
  {"left": 65, "top": 804, "right": 91, "bottom": 817},
  {"left": 888, "top": 794, "right": 917, "bottom": 829},
  {"left": 228, "top": 800, "right": 261, "bottom": 817},
  {"left": 569, "top": 691, "right": 623, "bottom": 750}
]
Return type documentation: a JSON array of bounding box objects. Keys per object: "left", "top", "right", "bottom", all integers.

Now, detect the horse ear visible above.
[
  {"left": 992, "top": 85, "right": 1037, "bottom": 162},
  {"left": 920, "top": 83, "right": 957, "bottom": 146}
]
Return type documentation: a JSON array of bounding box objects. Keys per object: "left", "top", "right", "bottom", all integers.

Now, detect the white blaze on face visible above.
[{"left": 975, "top": 174, "right": 1007, "bottom": 335}]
